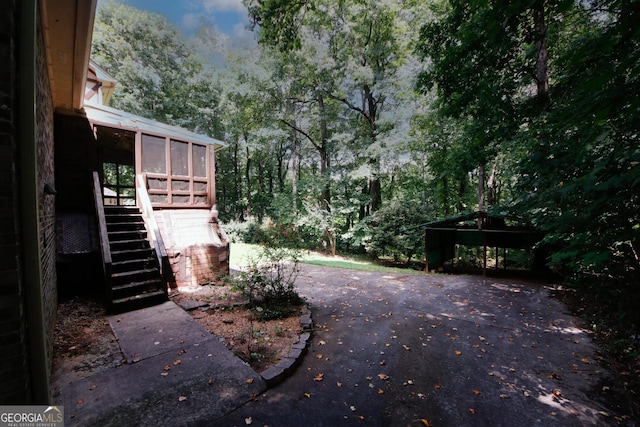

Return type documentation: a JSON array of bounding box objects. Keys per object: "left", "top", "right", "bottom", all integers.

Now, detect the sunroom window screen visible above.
[
  {"left": 141, "top": 133, "right": 209, "bottom": 206},
  {"left": 171, "top": 140, "right": 189, "bottom": 176},
  {"left": 193, "top": 144, "right": 207, "bottom": 177},
  {"left": 141, "top": 134, "right": 166, "bottom": 174}
]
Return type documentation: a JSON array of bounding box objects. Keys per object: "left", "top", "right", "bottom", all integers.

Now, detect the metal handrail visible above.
[
  {"left": 92, "top": 171, "right": 113, "bottom": 304},
  {"left": 136, "top": 174, "right": 170, "bottom": 292}
]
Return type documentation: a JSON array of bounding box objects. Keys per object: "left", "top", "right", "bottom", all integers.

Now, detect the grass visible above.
[{"left": 229, "top": 241, "right": 424, "bottom": 275}]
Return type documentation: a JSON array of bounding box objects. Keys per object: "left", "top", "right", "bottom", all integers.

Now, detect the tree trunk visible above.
[
  {"left": 363, "top": 85, "right": 381, "bottom": 213},
  {"left": 534, "top": 0, "right": 549, "bottom": 108},
  {"left": 478, "top": 163, "right": 485, "bottom": 214},
  {"left": 291, "top": 124, "right": 298, "bottom": 214},
  {"left": 317, "top": 93, "right": 331, "bottom": 210},
  {"left": 233, "top": 140, "right": 242, "bottom": 221},
  {"left": 245, "top": 142, "right": 252, "bottom": 217},
  {"left": 487, "top": 160, "right": 499, "bottom": 207}
]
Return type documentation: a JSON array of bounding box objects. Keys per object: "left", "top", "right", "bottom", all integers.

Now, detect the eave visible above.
[{"left": 40, "top": 0, "right": 97, "bottom": 112}]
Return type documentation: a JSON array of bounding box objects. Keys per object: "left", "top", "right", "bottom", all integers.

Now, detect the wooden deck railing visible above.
[
  {"left": 92, "top": 171, "right": 113, "bottom": 304},
  {"left": 136, "top": 174, "right": 170, "bottom": 292}
]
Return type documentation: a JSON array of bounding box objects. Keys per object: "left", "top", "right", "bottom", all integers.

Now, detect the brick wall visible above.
[
  {"left": 0, "top": 0, "right": 31, "bottom": 403},
  {"left": 156, "top": 209, "right": 229, "bottom": 286},
  {"left": 0, "top": 0, "right": 57, "bottom": 403},
  {"left": 36, "top": 5, "right": 57, "bottom": 380}
]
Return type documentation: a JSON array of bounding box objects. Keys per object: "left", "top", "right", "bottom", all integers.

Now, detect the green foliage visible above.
[
  {"left": 92, "top": 1, "right": 222, "bottom": 133},
  {"left": 231, "top": 246, "right": 303, "bottom": 321},
  {"left": 416, "top": 0, "right": 639, "bottom": 331},
  {"left": 366, "top": 199, "right": 435, "bottom": 263}
]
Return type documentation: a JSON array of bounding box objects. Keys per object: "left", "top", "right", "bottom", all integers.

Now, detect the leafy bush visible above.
[
  {"left": 366, "top": 199, "right": 435, "bottom": 263},
  {"left": 223, "top": 217, "right": 259, "bottom": 243},
  {"left": 231, "top": 246, "right": 303, "bottom": 321}
]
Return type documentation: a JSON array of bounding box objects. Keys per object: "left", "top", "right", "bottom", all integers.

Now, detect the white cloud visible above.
[
  {"left": 189, "top": 0, "right": 247, "bottom": 14},
  {"left": 181, "top": 13, "right": 201, "bottom": 30}
]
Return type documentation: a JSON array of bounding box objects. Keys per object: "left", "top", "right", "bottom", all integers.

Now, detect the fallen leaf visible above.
[
  {"left": 246, "top": 378, "right": 254, "bottom": 384},
  {"left": 314, "top": 373, "right": 324, "bottom": 382},
  {"left": 420, "top": 419, "right": 431, "bottom": 426},
  {"left": 318, "top": 340, "right": 326, "bottom": 345},
  {"left": 403, "top": 345, "right": 411, "bottom": 351},
  {"left": 378, "top": 373, "right": 389, "bottom": 380},
  {"left": 173, "top": 359, "right": 182, "bottom": 366},
  {"left": 178, "top": 396, "right": 187, "bottom": 402},
  {"left": 160, "top": 372, "right": 169, "bottom": 377},
  {"left": 178, "top": 349, "right": 186, "bottom": 355},
  {"left": 164, "top": 365, "right": 171, "bottom": 371},
  {"left": 499, "top": 394, "right": 510, "bottom": 399},
  {"left": 379, "top": 360, "right": 386, "bottom": 366},
  {"left": 454, "top": 351, "right": 462, "bottom": 356},
  {"left": 245, "top": 416, "right": 252, "bottom": 425},
  {"left": 304, "top": 392, "right": 311, "bottom": 398},
  {"left": 434, "top": 384, "right": 442, "bottom": 389},
  {"left": 378, "top": 389, "right": 384, "bottom": 394},
  {"left": 581, "top": 357, "right": 590, "bottom": 364},
  {"left": 350, "top": 406, "right": 356, "bottom": 412},
  {"left": 208, "top": 378, "right": 213, "bottom": 385},
  {"left": 77, "top": 399, "right": 85, "bottom": 405},
  {"left": 336, "top": 382, "right": 342, "bottom": 387},
  {"left": 472, "top": 389, "right": 481, "bottom": 395},
  {"left": 469, "top": 408, "right": 476, "bottom": 415},
  {"left": 316, "top": 354, "right": 323, "bottom": 359},
  {"left": 88, "top": 385, "right": 97, "bottom": 390}
]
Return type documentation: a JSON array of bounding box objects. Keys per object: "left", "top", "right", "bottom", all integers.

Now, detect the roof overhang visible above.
[
  {"left": 41, "top": 0, "right": 97, "bottom": 112},
  {"left": 84, "top": 103, "right": 227, "bottom": 150}
]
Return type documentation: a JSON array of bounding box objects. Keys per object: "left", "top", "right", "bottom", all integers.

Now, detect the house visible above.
[{"left": 1, "top": 0, "right": 228, "bottom": 405}]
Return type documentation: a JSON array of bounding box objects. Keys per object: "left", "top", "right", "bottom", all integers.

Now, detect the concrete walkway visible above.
[{"left": 54, "top": 301, "right": 266, "bottom": 426}]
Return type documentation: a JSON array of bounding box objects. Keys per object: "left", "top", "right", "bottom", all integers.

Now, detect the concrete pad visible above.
[
  {"left": 109, "top": 301, "right": 211, "bottom": 363},
  {"left": 56, "top": 337, "right": 266, "bottom": 426}
]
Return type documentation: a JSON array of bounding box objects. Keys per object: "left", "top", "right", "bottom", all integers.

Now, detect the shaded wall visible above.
[{"left": 0, "top": 1, "right": 57, "bottom": 403}]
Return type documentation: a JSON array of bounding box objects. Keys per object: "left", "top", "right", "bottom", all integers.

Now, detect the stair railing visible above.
[
  {"left": 136, "top": 174, "right": 170, "bottom": 293},
  {"left": 92, "top": 171, "right": 113, "bottom": 305}
]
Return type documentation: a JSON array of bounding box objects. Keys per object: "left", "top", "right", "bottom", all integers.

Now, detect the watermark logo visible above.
[{"left": 0, "top": 406, "right": 64, "bottom": 427}]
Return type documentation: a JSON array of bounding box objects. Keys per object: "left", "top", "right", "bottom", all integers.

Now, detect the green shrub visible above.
[{"left": 231, "top": 246, "right": 303, "bottom": 321}]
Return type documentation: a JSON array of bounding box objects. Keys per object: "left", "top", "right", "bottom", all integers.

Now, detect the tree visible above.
[
  {"left": 247, "top": 0, "right": 418, "bottom": 215},
  {"left": 415, "top": 0, "right": 572, "bottom": 214},
  {"left": 516, "top": 0, "right": 640, "bottom": 283},
  {"left": 367, "top": 199, "right": 434, "bottom": 264},
  {"left": 92, "top": 1, "right": 213, "bottom": 126}
]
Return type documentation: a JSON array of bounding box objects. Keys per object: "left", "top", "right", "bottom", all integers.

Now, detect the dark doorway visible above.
[{"left": 96, "top": 125, "right": 136, "bottom": 206}]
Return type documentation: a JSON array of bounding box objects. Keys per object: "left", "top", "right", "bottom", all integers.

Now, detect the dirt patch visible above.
[
  {"left": 51, "top": 297, "right": 124, "bottom": 385},
  {"left": 170, "top": 284, "right": 304, "bottom": 372}
]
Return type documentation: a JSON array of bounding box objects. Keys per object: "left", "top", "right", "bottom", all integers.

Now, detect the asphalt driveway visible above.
[{"left": 213, "top": 265, "right": 632, "bottom": 426}]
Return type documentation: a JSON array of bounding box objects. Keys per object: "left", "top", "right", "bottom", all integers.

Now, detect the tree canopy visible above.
[{"left": 93, "top": 0, "right": 640, "bottom": 330}]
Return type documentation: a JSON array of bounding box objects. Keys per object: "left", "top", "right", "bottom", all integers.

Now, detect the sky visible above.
[{"left": 100, "top": 0, "right": 254, "bottom": 39}]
